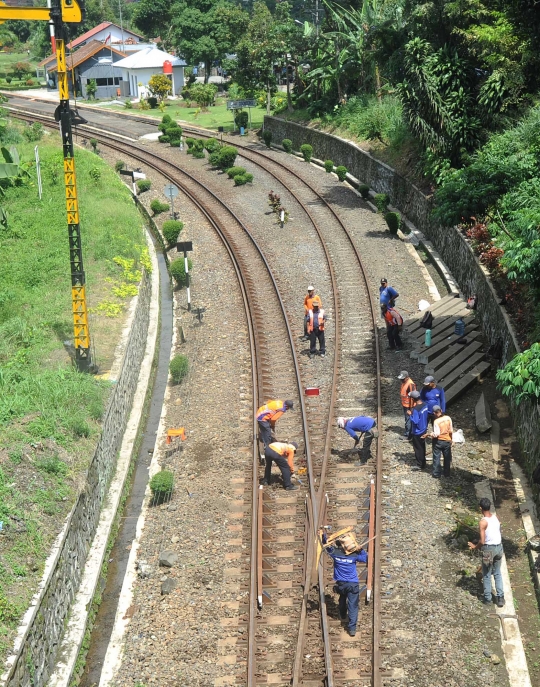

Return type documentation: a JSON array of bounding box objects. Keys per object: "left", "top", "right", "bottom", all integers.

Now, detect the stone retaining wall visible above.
[
  {"left": 3, "top": 272, "right": 152, "bottom": 687},
  {"left": 264, "top": 116, "right": 540, "bottom": 471}
]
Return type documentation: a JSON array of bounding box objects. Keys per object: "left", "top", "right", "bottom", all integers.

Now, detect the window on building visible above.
[{"left": 94, "top": 77, "right": 122, "bottom": 86}]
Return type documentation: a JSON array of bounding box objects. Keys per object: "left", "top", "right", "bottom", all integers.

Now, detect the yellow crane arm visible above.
[{"left": 0, "top": 0, "right": 82, "bottom": 24}]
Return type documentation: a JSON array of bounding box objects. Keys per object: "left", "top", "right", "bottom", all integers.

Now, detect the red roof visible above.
[
  {"left": 68, "top": 21, "right": 145, "bottom": 49},
  {"left": 47, "top": 40, "right": 126, "bottom": 72}
]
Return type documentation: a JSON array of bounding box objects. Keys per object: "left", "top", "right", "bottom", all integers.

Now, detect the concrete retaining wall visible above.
[
  {"left": 2, "top": 271, "right": 152, "bottom": 687},
  {"left": 264, "top": 116, "right": 540, "bottom": 471}
]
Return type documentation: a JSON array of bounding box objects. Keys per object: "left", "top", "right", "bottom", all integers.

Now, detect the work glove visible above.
[{"left": 353, "top": 437, "right": 360, "bottom": 448}]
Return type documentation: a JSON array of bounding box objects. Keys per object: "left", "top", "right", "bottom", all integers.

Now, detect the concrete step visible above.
[
  {"left": 439, "top": 349, "right": 486, "bottom": 390},
  {"left": 427, "top": 340, "right": 484, "bottom": 378},
  {"left": 411, "top": 323, "right": 478, "bottom": 360},
  {"left": 445, "top": 361, "right": 491, "bottom": 405},
  {"left": 417, "top": 330, "right": 481, "bottom": 365}
]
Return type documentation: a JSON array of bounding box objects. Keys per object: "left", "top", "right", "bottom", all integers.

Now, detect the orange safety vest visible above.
[
  {"left": 304, "top": 294, "right": 322, "bottom": 313},
  {"left": 400, "top": 378, "right": 416, "bottom": 408},
  {"left": 269, "top": 442, "right": 296, "bottom": 471},
  {"left": 307, "top": 308, "right": 325, "bottom": 333},
  {"left": 433, "top": 415, "right": 453, "bottom": 442},
  {"left": 257, "top": 399, "right": 287, "bottom": 423},
  {"left": 384, "top": 307, "right": 403, "bottom": 326}
]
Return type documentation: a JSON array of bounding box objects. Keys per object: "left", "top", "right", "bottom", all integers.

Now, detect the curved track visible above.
[{"left": 10, "top": 106, "right": 385, "bottom": 687}]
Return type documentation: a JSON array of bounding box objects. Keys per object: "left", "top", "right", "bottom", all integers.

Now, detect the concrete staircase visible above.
[{"left": 405, "top": 295, "right": 491, "bottom": 405}]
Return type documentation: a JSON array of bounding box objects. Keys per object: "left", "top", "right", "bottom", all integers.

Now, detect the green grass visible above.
[
  {"left": 0, "top": 126, "right": 146, "bottom": 662},
  {"left": 0, "top": 51, "right": 39, "bottom": 69},
  {"left": 103, "top": 97, "right": 266, "bottom": 132}
]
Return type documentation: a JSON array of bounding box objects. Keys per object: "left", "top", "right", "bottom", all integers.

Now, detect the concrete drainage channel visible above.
[{"left": 76, "top": 247, "right": 173, "bottom": 687}]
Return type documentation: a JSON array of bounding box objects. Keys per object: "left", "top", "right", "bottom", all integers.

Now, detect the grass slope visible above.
[
  {"left": 0, "top": 131, "right": 146, "bottom": 661},
  {"left": 104, "top": 97, "right": 265, "bottom": 132}
]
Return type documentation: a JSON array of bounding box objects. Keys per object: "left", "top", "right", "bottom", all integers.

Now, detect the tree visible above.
[
  {"left": 86, "top": 79, "right": 97, "bottom": 100},
  {"left": 189, "top": 82, "right": 217, "bottom": 109},
  {"left": 235, "top": 2, "right": 284, "bottom": 113},
  {"left": 172, "top": 0, "right": 249, "bottom": 82},
  {"left": 148, "top": 74, "right": 172, "bottom": 101},
  {"left": 132, "top": 0, "right": 176, "bottom": 46}
]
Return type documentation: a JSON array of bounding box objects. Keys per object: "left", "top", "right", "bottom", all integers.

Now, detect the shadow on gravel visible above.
[{"left": 318, "top": 186, "right": 364, "bottom": 210}]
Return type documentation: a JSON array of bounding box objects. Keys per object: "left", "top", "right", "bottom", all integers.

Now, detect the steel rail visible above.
[{"left": 12, "top": 108, "right": 384, "bottom": 684}]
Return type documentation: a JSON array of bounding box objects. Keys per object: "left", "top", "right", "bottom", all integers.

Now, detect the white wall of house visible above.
[
  {"left": 120, "top": 67, "right": 185, "bottom": 97},
  {"left": 81, "top": 26, "right": 141, "bottom": 45}
]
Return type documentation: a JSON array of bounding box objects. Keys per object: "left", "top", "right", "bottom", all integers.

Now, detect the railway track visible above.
[{"left": 10, "top": 106, "right": 386, "bottom": 686}]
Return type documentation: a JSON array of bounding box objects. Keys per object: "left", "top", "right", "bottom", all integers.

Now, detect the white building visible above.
[{"left": 114, "top": 46, "right": 186, "bottom": 98}]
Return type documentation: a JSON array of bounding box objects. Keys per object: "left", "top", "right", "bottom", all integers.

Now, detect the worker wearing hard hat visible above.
[
  {"left": 337, "top": 416, "right": 377, "bottom": 451},
  {"left": 307, "top": 298, "right": 327, "bottom": 358},
  {"left": 262, "top": 441, "right": 299, "bottom": 490},
  {"left": 256, "top": 399, "right": 294, "bottom": 449},
  {"left": 303, "top": 285, "right": 322, "bottom": 340}
]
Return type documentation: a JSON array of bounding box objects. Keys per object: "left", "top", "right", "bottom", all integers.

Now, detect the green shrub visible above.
[
  {"left": 193, "top": 149, "right": 205, "bottom": 159},
  {"left": 208, "top": 151, "right": 221, "bottom": 166},
  {"left": 336, "top": 165, "right": 348, "bottom": 182},
  {"left": 170, "top": 256, "right": 193, "bottom": 287},
  {"left": 0, "top": 594, "right": 20, "bottom": 622},
  {"left": 150, "top": 199, "right": 170, "bottom": 215},
  {"left": 234, "top": 172, "right": 253, "bottom": 186},
  {"left": 169, "top": 354, "right": 189, "bottom": 383},
  {"left": 185, "top": 137, "right": 195, "bottom": 153},
  {"left": 497, "top": 343, "right": 540, "bottom": 405},
  {"left": 204, "top": 137, "right": 219, "bottom": 153},
  {"left": 162, "top": 220, "right": 184, "bottom": 246},
  {"left": 227, "top": 166, "right": 246, "bottom": 179},
  {"left": 165, "top": 123, "right": 183, "bottom": 142},
  {"left": 262, "top": 130, "right": 272, "bottom": 148},
  {"left": 217, "top": 146, "right": 238, "bottom": 170},
  {"left": 115, "top": 160, "right": 125, "bottom": 172},
  {"left": 158, "top": 134, "right": 170, "bottom": 144},
  {"left": 300, "top": 144, "right": 313, "bottom": 162},
  {"left": 89, "top": 138, "right": 98, "bottom": 153},
  {"left": 282, "top": 138, "right": 293, "bottom": 153},
  {"left": 149, "top": 470, "right": 174, "bottom": 503},
  {"left": 235, "top": 111, "right": 248, "bottom": 129},
  {"left": 358, "top": 183, "right": 370, "bottom": 199},
  {"left": 37, "top": 454, "right": 68, "bottom": 476},
  {"left": 5, "top": 76, "right": 11, "bottom": 84},
  {"left": 374, "top": 193, "right": 390, "bottom": 212},
  {"left": 147, "top": 96, "right": 158, "bottom": 109},
  {"left": 137, "top": 179, "right": 151, "bottom": 193},
  {"left": 70, "top": 417, "right": 91, "bottom": 438},
  {"left": 161, "top": 114, "right": 172, "bottom": 126},
  {"left": 124, "top": 99, "right": 133, "bottom": 109},
  {"left": 384, "top": 211, "right": 400, "bottom": 234},
  {"left": 23, "top": 122, "right": 43, "bottom": 142},
  {"left": 89, "top": 167, "right": 101, "bottom": 183},
  {"left": 324, "top": 160, "right": 334, "bottom": 173},
  {"left": 170, "top": 140, "right": 180, "bottom": 147}
]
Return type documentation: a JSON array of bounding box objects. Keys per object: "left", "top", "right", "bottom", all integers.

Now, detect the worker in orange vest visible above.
[
  {"left": 381, "top": 303, "right": 403, "bottom": 351},
  {"left": 397, "top": 370, "right": 416, "bottom": 439},
  {"left": 303, "top": 285, "right": 321, "bottom": 340},
  {"left": 262, "top": 441, "right": 299, "bottom": 490},
  {"left": 256, "top": 399, "right": 294, "bottom": 449},
  {"left": 307, "top": 298, "right": 326, "bottom": 358}
]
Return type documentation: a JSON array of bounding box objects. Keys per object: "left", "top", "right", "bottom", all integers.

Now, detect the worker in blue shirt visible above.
[
  {"left": 320, "top": 529, "right": 368, "bottom": 637},
  {"left": 420, "top": 375, "right": 446, "bottom": 423},
  {"left": 408, "top": 390, "right": 429, "bottom": 468},
  {"left": 379, "top": 278, "right": 399, "bottom": 314},
  {"left": 337, "top": 416, "right": 377, "bottom": 451}
]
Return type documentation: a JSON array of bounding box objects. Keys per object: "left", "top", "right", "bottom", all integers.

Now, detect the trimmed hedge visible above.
[
  {"left": 162, "top": 220, "right": 184, "bottom": 246},
  {"left": 335, "top": 165, "right": 348, "bottom": 182},
  {"left": 384, "top": 211, "right": 400, "bottom": 234},
  {"left": 137, "top": 179, "right": 151, "bottom": 193},
  {"left": 262, "top": 130, "right": 272, "bottom": 148},
  {"left": 374, "top": 193, "right": 390, "bottom": 213},
  {"left": 300, "top": 144, "right": 313, "bottom": 162},
  {"left": 149, "top": 470, "right": 174, "bottom": 503},
  {"left": 169, "top": 354, "right": 189, "bottom": 383},
  {"left": 234, "top": 172, "right": 253, "bottom": 186},
  {"left": 150, "top": 199, "right": 170, "bottom": 215},
  {"left": 358, "top": 184, "right": 370, "bottom": 199},
  {"left": 227, "top": 166, "right": 246, "bottom": 178},
  {"left": 324, "top": 160, "right": 334, "bottom": 173},
  {"left": 282, "top": 138, "right": 293, "bottom": 153}
]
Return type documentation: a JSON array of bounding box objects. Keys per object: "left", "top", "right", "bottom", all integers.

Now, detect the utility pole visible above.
[{"left": 0, "top": 0, "right": 93, "bottom": 372}]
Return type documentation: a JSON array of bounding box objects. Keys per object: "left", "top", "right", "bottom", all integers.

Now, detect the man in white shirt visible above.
[{"left": 468, "top": 498, "right": 505, "bottom": 607}]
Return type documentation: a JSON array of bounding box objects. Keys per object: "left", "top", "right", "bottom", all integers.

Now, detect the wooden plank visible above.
[
  {"left": 428, "top": 342, "right": 484, "bottom": 379},
  {"left": 411, "top": 323, "right": 478, "bottom": 360},
  {"left": 405, "top": 298, "right": 465, "bottom": 332},
  {"left": 405, "top": 295, "right": 459, "bottom": 323},
  {"left": 439, "top": 350, "right": 487, "bottom": 390},
  {"left": 418, "top": 330, "right": 481, "bottom": 365},
  {"left": 425, "top": 337, "right": 483, "bottom": 375},
  {"left": 445, "top": 362, "right": 491, "bottom": 405}
]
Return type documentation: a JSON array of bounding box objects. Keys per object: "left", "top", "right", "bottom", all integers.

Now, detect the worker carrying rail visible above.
[
  {"left": 302, "top": 285, "right": 322, "bottom": 341},
  {"left": 319, "top": 527, "right": 368, "bottom": 637},
  {"left": 256, "top": 399, "right": 294, "bottom": 449},
  {"left": 262, "top": 441, "right": 299, "bottom": 491}
]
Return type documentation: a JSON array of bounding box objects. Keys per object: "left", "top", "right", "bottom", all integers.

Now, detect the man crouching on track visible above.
[
  {"left": 262, "top": 441, "right": 299, "bottom": 491},
  {"left": 319, "top": 527, "right": 367, "bottom": 637}
]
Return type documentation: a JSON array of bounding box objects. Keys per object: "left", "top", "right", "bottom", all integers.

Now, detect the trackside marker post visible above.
[{"left": 177, "top": 240, "right": 193, "bottom": 311}]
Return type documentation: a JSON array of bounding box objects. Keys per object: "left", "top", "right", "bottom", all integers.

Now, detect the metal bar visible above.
[
  {"left": 257, "top": 485, "right": 263, "bottom": 607},
  {"left": 366, "top": 479, "right": 375, "bottom": 601}
]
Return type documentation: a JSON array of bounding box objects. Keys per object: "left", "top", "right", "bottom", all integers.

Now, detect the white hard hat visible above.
[
  {"left": 308, "top": 285, "right": 314, "bottom": 291},
  {"left": 337, "top": 417, "right": 346, "bottom": 428}
]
